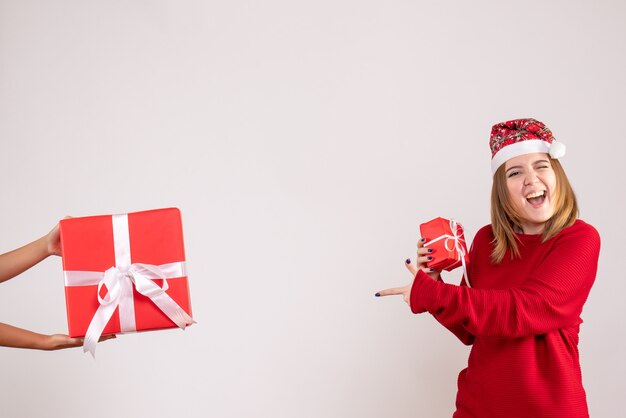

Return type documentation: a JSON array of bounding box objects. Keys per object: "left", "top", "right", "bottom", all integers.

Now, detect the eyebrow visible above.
[{"left": 505, "top": 160, "right": 551, "bottom": 173}]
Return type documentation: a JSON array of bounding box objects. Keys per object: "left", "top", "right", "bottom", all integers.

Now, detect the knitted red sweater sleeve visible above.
[
  {"left": 432, "top": 277, "right": 475, "bottom": 345},
  {"left": 410, "top": 222, "right": 600, "bottom": 338}
]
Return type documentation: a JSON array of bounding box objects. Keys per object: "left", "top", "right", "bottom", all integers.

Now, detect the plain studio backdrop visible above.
[{"left": 1, "top": 1, "right": 624, "bottom": 417}]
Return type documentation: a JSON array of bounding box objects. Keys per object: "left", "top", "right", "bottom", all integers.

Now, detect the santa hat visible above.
[{"left": 489, "top": 118, "right": 566, "bottom": 175}]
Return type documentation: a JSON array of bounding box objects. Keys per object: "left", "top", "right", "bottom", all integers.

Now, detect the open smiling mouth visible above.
[{"left": 526, "top": 190, "right": 546, "bottom": 207}]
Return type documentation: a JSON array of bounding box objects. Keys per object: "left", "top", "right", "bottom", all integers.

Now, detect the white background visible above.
[{"left": 1, "top": 1, "right": 624, "bottom": 417}]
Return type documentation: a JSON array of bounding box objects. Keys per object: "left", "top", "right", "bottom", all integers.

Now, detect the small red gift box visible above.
[
  {"left": 60, "top": 208, "right": 194, "bottom": 354},
  {"left": 419, "top": 217, "right": 469, "bottom": 274}
]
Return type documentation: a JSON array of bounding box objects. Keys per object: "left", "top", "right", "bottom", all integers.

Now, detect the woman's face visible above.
[{"left": 504, "top": 152, "right": 557, "bottom": 234}]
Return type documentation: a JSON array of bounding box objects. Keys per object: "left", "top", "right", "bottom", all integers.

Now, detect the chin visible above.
[
  {"left": 520, "top": 200, "right": 555, "bottom": 224},
  {"left": 519, "top": 210, "right": 554, "bottom": 232}
]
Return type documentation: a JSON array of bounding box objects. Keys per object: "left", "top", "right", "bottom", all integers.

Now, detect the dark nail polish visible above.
[
  {"left": 375, "top": 292, "right": 381, "bottom": 297},
  {"left": 405, "top": 258, "right": 411, "bottom": 264},
  {"left": 427, "top": 256, "right": 433, "bottom": 261},
  {"left": 421, "top": 238, "right": 426, "bottom": 242},
  {"left": 428, "top": 249, "right": 434, "bottom": 253},
  {"left": 429, "top": 268, "right": 435, "bottom": 272}
]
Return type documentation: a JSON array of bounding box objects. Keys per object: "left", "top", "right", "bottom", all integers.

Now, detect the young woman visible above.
[
  {"left": 0, "top": 221, "right": 115, "bottom": 350},
  {"left": 377, "top": 118, "right": 600, "bottom": 418}
]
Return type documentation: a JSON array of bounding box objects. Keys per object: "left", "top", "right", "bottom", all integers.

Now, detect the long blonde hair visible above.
[{"left": 490, "top": 158, "right": 578, "bottom": 263}]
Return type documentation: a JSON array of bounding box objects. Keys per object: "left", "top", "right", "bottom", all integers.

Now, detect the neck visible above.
[{"left": 518, "top": 221, "right": 545, "bottom": 235}]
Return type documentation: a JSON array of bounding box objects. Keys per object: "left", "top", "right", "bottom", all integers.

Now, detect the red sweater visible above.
[{"left": 410, "top": 220, "right": 600, "bottom": 418}]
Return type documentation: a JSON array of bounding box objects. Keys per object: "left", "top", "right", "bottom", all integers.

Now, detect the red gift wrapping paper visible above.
[
  {"left": 60, "top": 208, "right": 192, "bottom": 338},
  {"left": 419, "top": 217, "right": 469, "bottom": 272}
]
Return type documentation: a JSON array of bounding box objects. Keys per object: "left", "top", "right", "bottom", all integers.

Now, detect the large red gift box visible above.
[
  {"left": 60, "top": 208, "right": 193, "bottom": 340},
  {"left": 419, "top": 217, "right": 469, "bottom": 273}
]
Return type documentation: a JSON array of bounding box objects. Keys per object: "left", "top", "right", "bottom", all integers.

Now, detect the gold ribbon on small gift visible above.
[
  {"left": 422, "top": 219, "right": 470, "bottom": 288},
  {"left": 63, "top": 214, "right": 195, "bottom": 357}
]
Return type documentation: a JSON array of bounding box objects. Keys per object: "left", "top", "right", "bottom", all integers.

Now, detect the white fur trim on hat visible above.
[{"left": 491, "top": 139, "right": 552, "bottom": 175}]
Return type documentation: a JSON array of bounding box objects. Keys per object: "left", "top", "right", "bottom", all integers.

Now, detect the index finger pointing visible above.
[{"left": 375, "top": 287, "right": 406, "bottom": 297}]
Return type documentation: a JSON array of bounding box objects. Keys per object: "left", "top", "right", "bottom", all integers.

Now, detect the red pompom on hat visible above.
[{"left": 489, "top": 118, "right": 566, "bottom": 175}]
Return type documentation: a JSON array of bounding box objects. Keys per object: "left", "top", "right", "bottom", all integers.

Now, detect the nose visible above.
[{"left": 523, "top": 171, "right": 539, "bottom": 186}]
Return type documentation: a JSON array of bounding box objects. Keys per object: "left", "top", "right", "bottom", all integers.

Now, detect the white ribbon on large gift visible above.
[
  {"left": 422, "top": 219, "right": 471, "bottom": 288},
  {"left": 63, "top": 214, "right": 194, "bottom": 357}
]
